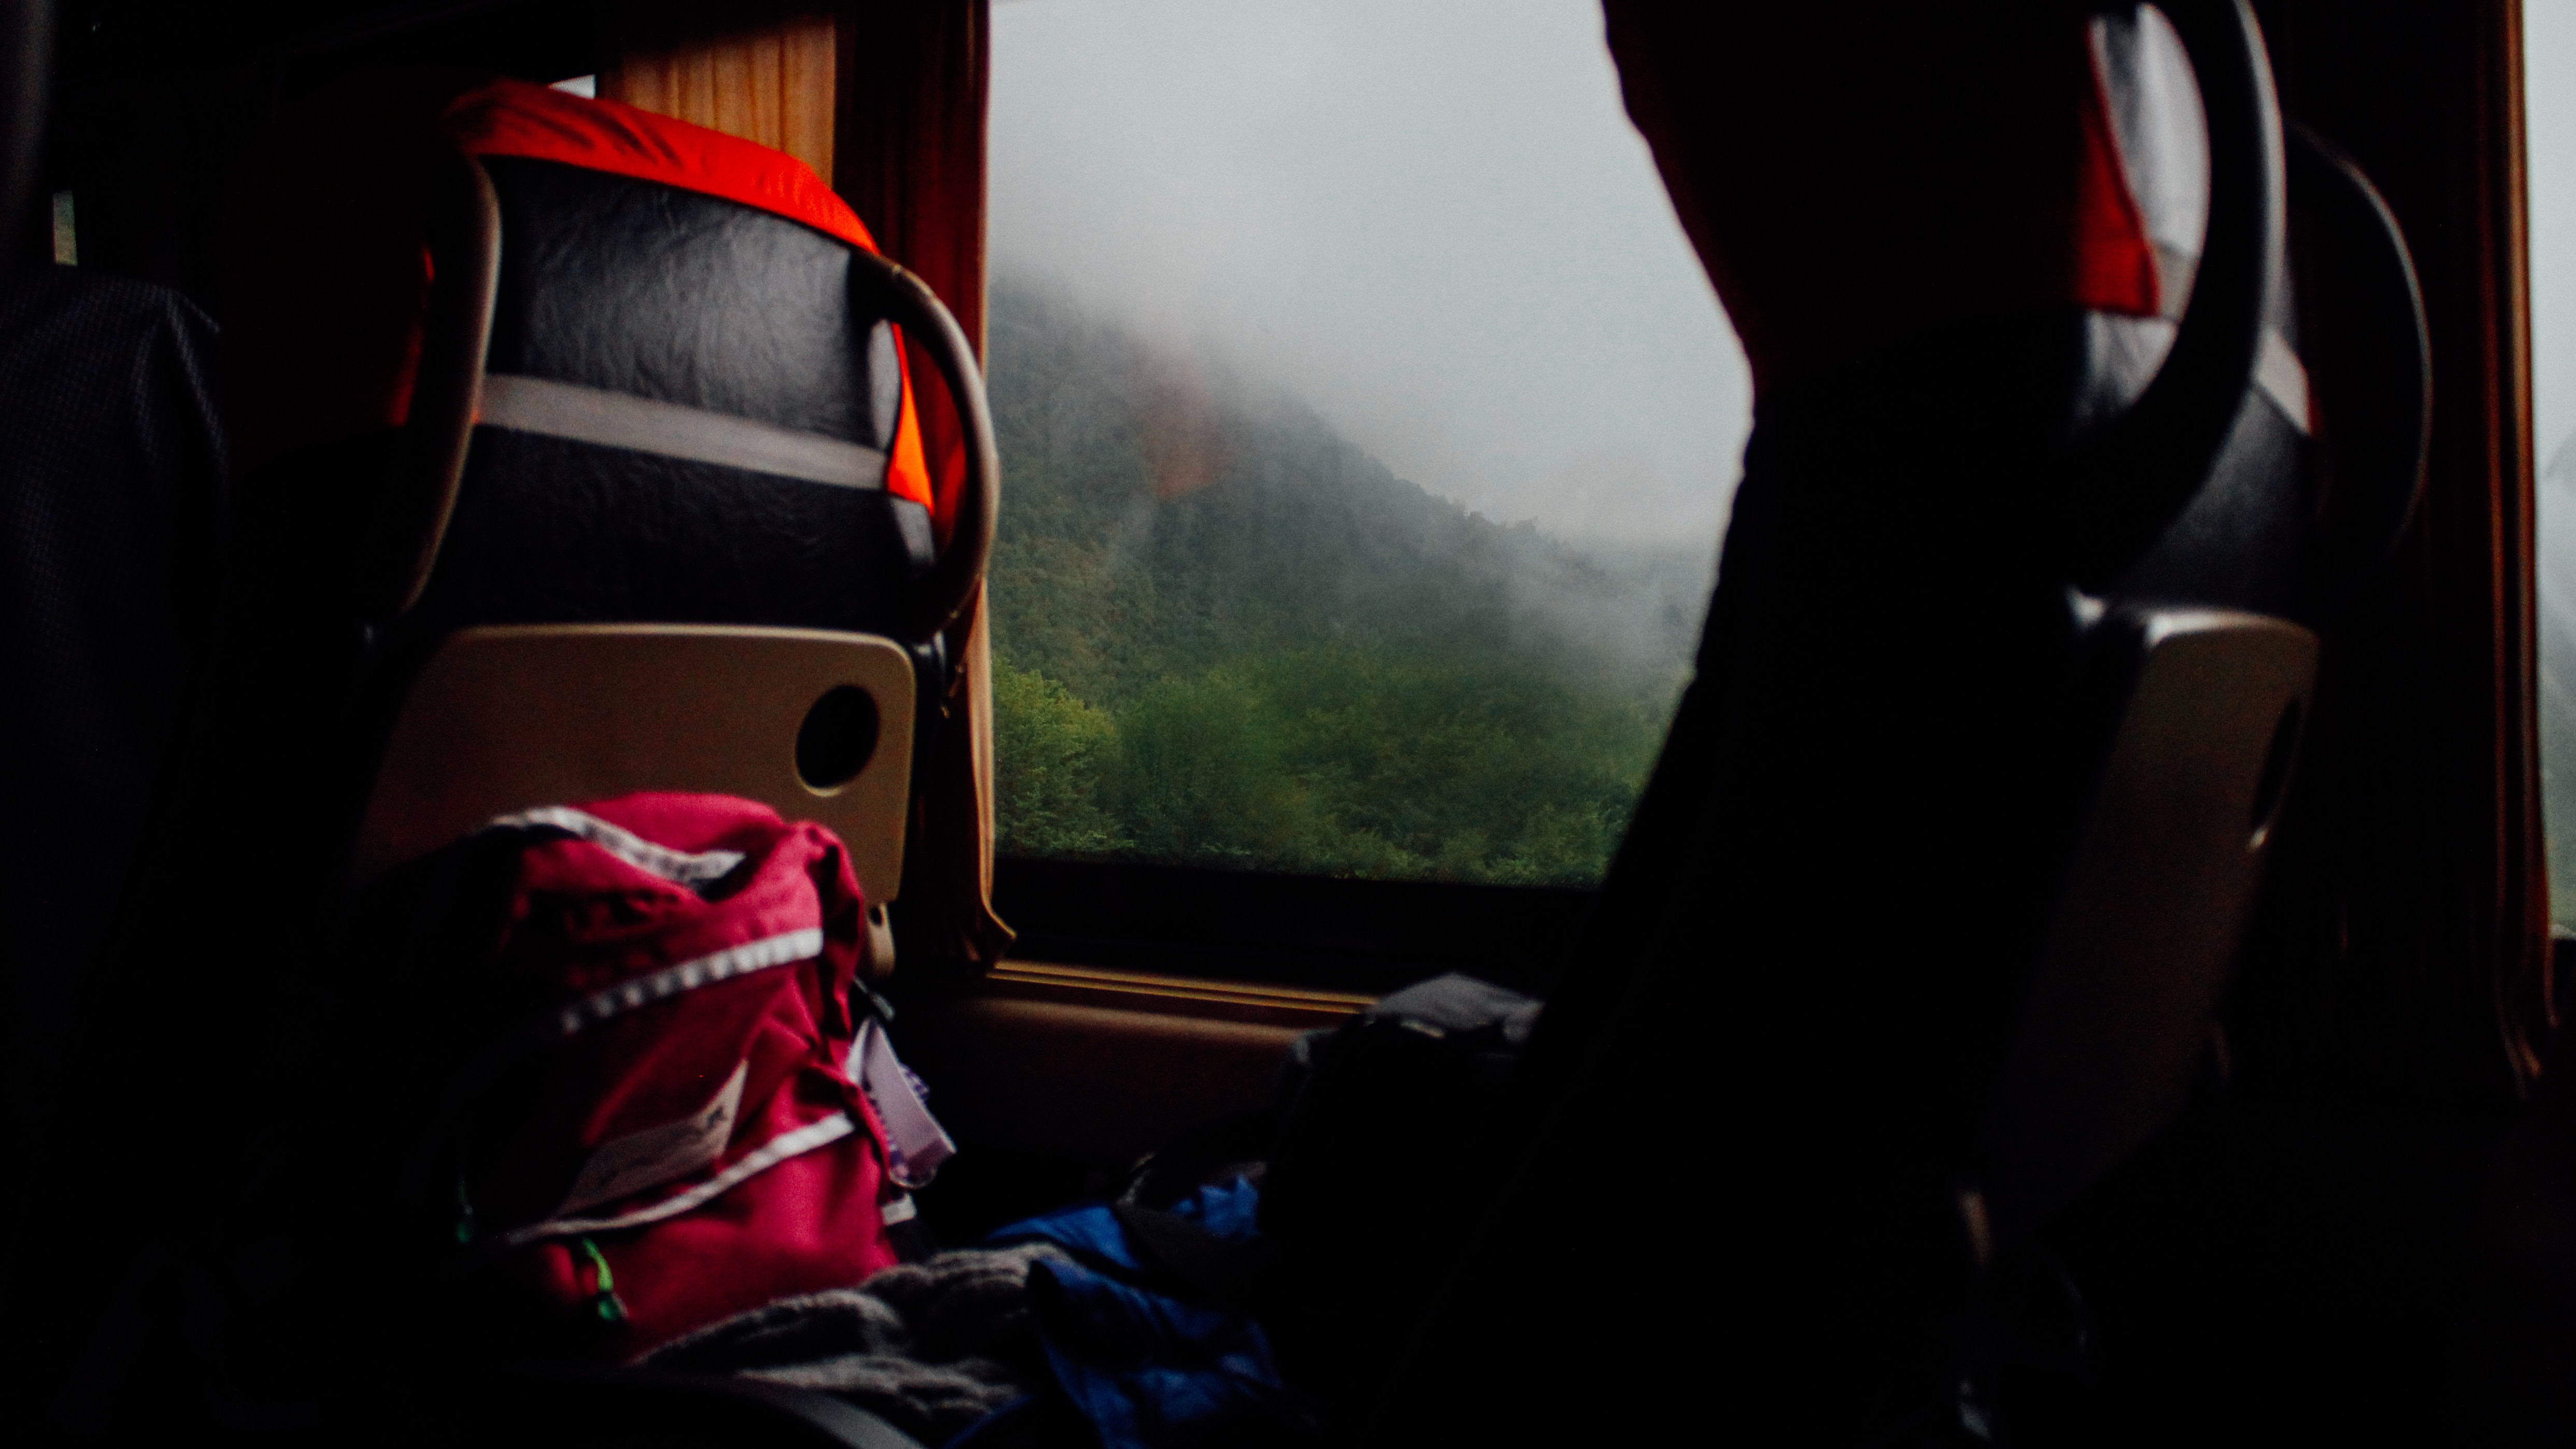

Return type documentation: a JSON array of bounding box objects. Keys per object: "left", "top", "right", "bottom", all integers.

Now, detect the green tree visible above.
[
  {"left": 981, "top": 278, "right": 1704, "bottom": 887},
  {"left": 991, "top": 659, "right": 1123, "bottom": 857},
  {"left": 1109, "top": 670, "right": 1322, "bottom": 866}
]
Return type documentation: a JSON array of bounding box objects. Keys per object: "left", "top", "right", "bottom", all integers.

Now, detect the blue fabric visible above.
[
  {"left": 985, "top": 1181, "right": 1307, "bottom": 1449},
  {"left": 989, "top": 1177, "right": 1262, "bottom": 1270}
]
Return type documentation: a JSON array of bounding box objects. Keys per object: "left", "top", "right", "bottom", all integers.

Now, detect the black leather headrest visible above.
[{"left": 404, "top": 161, "right": 935, "bottom": 649}]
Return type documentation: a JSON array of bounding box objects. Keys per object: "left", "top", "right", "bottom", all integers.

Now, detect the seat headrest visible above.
[
  {"left": 445, "top": 77, "right": 875, "bottom": 251},
  {"left": 220, "top": 74, "right": 934, "bottom": 517}
]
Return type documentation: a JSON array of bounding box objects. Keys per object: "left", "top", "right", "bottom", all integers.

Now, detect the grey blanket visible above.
[{"left": 640, "top": 1242, "right": 1070, "bottom": 1444}]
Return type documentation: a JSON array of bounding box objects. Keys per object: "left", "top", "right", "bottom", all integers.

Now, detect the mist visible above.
[
  {"left": 987, "top": 0, "right": 1752, "bottom": 557},
  {"left": 2535, "top": 0, "right": 2576, "bottom": 470}
]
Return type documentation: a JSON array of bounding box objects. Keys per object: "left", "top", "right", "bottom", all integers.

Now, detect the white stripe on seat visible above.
[{"left": 478, "top": 372, "right": 889, "bottom": 489}]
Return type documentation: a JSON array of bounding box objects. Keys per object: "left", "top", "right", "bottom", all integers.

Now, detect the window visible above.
[
  {"left": 2531, "top": 0, "right": 2576, "bottom": 927},
  {"left": 984, "top": 0, "right": 1749, "bottom": 892}
]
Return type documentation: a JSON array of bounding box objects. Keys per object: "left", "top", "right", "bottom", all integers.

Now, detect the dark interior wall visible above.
[{"left": 41, "top": 0, "right": 599, "bottom": 306}]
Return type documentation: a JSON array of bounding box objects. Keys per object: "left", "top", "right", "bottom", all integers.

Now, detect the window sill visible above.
[{"left": 978, "top": 959, "right": 1374, "bottom": 1029}]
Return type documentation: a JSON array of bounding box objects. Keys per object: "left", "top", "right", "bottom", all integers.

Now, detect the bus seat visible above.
[
  {"left": 1355, "top": 3, "right": 2430, "bottom": 1442},
  {"left": 212, "top": 75, "right": 993, "bottom": 908},
  {"left": 19, "top": 75, "right": 995, "bottom": 1440}
]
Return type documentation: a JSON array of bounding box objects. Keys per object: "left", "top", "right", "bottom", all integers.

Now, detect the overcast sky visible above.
[
  {"left": 2535, "top": 2, "right": 2576, "bottom": 475},
  {"left": 986, "top": 0, "right": 1751, "bottom": 552}
]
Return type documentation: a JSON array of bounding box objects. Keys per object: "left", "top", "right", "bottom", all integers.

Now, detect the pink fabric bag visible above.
[{"left": 435, "top": 792, "right": 951, "bottom": 1360}]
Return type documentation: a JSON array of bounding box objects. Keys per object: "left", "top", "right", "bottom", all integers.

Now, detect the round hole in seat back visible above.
[{"left": 796, "top": 685, "right": 879, "bottom": 791}]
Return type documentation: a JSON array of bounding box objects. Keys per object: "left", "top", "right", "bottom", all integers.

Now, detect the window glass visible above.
[
  {"left": 2531, "top": 0, "right": 2576, "bottom": 925},
  {"left": 985, "top": 0, "right": 1750, "bottom": 885}
]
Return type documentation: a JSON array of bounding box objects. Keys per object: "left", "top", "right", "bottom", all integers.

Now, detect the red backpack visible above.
[{"left": 416, "top": 791, "right": 953, "bottom": 1362}]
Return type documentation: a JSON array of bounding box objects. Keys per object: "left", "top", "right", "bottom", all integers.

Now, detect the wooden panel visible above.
[
  {"left": 354, "top": 624, "right": 914, "bottom": 902},
  {"left": 600, "top": 5, "right": 838, "bottom": 182},
  {"left": 895, "top": 993, "right": 1305, "bottom": 1166}
]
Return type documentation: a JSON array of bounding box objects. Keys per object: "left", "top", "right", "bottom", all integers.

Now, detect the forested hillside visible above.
[{"left": 983, "top": 280, "right": 1714, "bottom": 885}]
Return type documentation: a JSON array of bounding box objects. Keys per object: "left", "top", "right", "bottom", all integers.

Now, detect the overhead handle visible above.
[
  {"left": 849, "top": 251, "right": 1001, "bottom": 646},
  {"left": 2061, "top": 0, "right": 2284, "bottom": 593}
]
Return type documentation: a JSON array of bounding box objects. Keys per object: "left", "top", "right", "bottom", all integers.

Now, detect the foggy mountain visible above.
[
  {"left": 985, "top": 277, "right": 1718, "bottom": 709},
  {"left": 982, "top": 278, "right": 1713, "bottom": 884}
]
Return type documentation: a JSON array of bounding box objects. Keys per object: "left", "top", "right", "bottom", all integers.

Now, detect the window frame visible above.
[{"left": 992, "top": 855, "right": 1596, "bottom": 996}]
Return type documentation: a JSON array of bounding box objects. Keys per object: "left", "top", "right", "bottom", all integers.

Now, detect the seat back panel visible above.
[
  {"left": 353, "top": 624, "right": 916, "bottom": 902},
  {"left": 1979, "top": 607, "right": 2318, "bottom": 1244},
  {"left": 412, "top": 432, "right": 933, "bottom": 640}
]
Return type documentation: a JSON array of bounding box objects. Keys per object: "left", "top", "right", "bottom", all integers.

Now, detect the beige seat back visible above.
[{"left": 353, "top": 624, "right": 916, "bottom": 907}]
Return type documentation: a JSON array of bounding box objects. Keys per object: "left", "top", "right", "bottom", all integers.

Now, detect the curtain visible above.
[{"left": 833, "top": 0, "right": 1009, "bottom": 970}]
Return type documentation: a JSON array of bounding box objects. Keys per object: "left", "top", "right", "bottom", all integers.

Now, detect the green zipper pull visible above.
[{"left": 575, "top": 1236, "right": 628, "bottom": 1324}]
